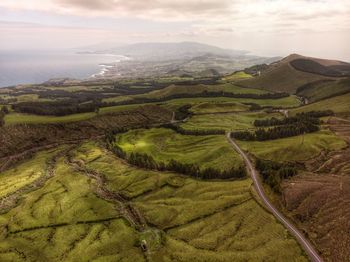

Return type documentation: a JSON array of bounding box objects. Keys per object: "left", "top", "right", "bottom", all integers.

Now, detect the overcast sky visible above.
[{"left": 1, "top": 0, "right": 349, "bottom": 60}]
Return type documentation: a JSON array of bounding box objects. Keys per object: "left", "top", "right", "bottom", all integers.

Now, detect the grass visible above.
[
  {"left": 0, "top": 148, "right": 62, "bottom": 198},
  {"left": 142, "top": 83, "right": 267, "bottom": 99},
  {"left": 116, "top": 128, "right": 243, "bottom": 171},
  {"left": 74, "top": 142, "right": 307, "bottom": 261},
  {"left": 0, "top": 142, "right": 307, "bottom": 261},
  {"left": 182, "top": 111, "right": 282, "bottom": 131},
  {"left": 190, "top": 102, "right": 250, "bottom": 114},
  {"left": 164, "top": 95, "right": 301, "bottom": 108},
  {"left": 290, "top": 92, "right": 350, "bottom": 117},
  {"left": 222, "top": 71, "right": 253, "bottom": 81},
  {"left": 239, "top": 59, "right": 330, "bottom": 93},
  {"left": 102, "top": 83, "right": 267, "bottom": 104},
  {"left": 4, "top": 104, "right": 147, "bottom": 125},
  {"left": 237, "top": 130, "right": 347, "bottom": 162},
  {"left": 0, "top": 158, "right": 118, "bottom": 232},
  {"left": 296, "top": 79, "right": 350, "bottom": 102}
]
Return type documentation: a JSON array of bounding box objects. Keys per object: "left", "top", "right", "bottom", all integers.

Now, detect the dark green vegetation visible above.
[
  {"left": 290, "top": 58, "right": 350, "bottom": 77},
  {"left": 0, "top": 106, "right": 9, "bottom": 127},
  {"left": 231, "top": 112, "right": 330, "bottom": 141},
  {"left": 1, "top": 53, "right": 350, "bottom": 261},
  {"left": 255, "top": 159, "right": 297, "bottom": 193},
  {"left": 296, "top": 78, "right": 350, "bottom": 102}
]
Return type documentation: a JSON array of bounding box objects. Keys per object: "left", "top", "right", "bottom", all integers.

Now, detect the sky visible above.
[{"left": 0, "top": 0, "right": 349, "bottom": 60}]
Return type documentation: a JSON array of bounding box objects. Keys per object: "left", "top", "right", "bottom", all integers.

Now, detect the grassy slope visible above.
[
  {"left": 290, "top": 93, "right": 350, "bottom": 117},
  {"left": 102, "top": 83, "right": 267, "bottom": 103},
  {"left": 0, "top": 141, "right": 308, "bottom": 261},
  {"left": 222, "top": 71, "right": 253, "bottom": 81},
  {"left": 164, "top": 95, "right": 301, "bottom": 108},
  {"left": 296, "top": 79, "right": 350, "bottom": 102},
  {"left": 4, "top": 104, "right": 146, "bottom": 125},
  {"left": 240, "top": 61, "right": 331, "bottom": 94},
  {"left": 116, "top": 128, "right": 243, "bottom": 171},
  {"left": 0, "top": 148, "right": 61, "bottom": 198},
  {"left": 237, "top": 130, "right": 346, "bottom": 162},
  {"left": 5, "top": 94, "right": 299, "bottom": 125},
  {"left": 75, "top": 142, "right": 307, "bottom": 261},
  {"left": 144, "top": 83, "right": 267, "bottom": 98},
  {"left": 190, "top": 102, "right": 250, "bottom": 114},
  {"left": 182, "top": 111, "right": 282, "bottom": 131}
]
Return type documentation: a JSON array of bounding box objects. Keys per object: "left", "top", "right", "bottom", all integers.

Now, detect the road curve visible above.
[{"left": 227, "top": 133, "right": 323, "bottom": 262}]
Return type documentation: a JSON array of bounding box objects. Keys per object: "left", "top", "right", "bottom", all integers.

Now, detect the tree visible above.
[
  {"left": 0, "top": 112, "right": 4, "bottom": 127},
  {"left": 1, "top": 106, "right": 9, "bottom": 114}
]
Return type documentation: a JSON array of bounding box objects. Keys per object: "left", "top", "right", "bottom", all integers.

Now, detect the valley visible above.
[{"left": 0, "top": 53, "right": 349, "bottom": 262}]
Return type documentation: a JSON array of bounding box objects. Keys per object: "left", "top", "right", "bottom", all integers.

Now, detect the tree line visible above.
[
  {"left": 255, "top": 158, "right": 297, "bottom": 193},
  {"left": 254, "top": 110, "right": 334, "bottom": 127},
  {"left": 12, "top": 100, "right": 100, "bottom": 116},
  {"left": 296, "top": 110, "right": 334, "bottom": 118},
  {"left": 161, "top": 123, "right": 225, "bottom": 136},
  {"left": 174, "top": 104, "right": 193, "bottom": 120},
  {"left": 232, "top": 110, "right": 333, "bottom": 141},
  {"left": 9, "top": 86, "right": 290, "bottom": 117},
  {"left": 232, "top": 121, "right": 319, "bottom": 141},
  {"left": 254, "top": 115, "right": 320, "bottom": 127},
  {"left": 0, "top": 106, "right": 9, "bottom": 127},
  {"left": 100, "top": 91, "right": 289, "bottom": 109},
  {"left": 105, "top": 134, "right": 246, "bottom": 180}
]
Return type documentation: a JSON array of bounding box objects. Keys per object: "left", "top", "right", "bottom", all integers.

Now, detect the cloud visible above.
[
  {"left": 53, "top": 0, "right": 234, "bottom": 20},
  {"left": 0, "top": 0, "right": 349, "bottom": 60}
]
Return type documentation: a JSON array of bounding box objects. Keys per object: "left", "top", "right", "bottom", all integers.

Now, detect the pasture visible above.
[{"left": 116, "top": 128, "right": 243, "bottom": 171}]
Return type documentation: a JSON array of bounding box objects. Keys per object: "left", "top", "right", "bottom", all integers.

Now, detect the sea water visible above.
[{"left": 0, "top": 50, "right": 128, "bottom": 87}]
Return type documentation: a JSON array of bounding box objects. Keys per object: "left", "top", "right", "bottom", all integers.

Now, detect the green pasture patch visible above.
[
  {"left": 182, "top": 111, "right": 282, "bottom": 131},
  {"left": 237, "top": 130, "right": 347, "bottom": 162},
  {"left": 116, "top": 128, "right": 243, "bottom": 171}
]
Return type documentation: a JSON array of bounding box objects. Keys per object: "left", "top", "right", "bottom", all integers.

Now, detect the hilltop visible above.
[{"left": 239, "top": 54, "right": 350, "bottom": 98}]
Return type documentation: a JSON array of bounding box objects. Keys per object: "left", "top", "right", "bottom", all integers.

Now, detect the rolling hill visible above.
[{"left": 239, "top": 54, "right": 350, "bottom": 96}]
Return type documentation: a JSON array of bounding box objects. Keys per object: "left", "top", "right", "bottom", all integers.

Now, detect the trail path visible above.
[{"left": 227, "top": 133, "right": 323, "bottom": 262}]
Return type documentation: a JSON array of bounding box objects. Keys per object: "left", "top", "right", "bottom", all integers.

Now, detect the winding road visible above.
[{"left": 227, "top": 133, "right": 323, "bottom": 262}]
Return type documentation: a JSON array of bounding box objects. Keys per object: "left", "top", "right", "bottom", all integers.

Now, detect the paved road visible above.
[{"left": 227, "top": 133, "right": 323, "bottom": 262}]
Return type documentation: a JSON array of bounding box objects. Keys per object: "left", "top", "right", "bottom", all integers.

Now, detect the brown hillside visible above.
[{"left": 0, "top": 105, "right": 172, "bottom": 171}]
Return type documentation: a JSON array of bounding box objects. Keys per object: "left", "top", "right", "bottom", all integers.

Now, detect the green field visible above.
[
  {"left": 4, "top": 104, "right": 147, "bottom": 125},
  {"left": 102, "top": 83, "right": 267, "bottom": 103},
  {"left": 116, "top": 128, "right": 243, "bottom": 171},
  {"left": 144, "top": 83, "right": 267, "bottom": 98},
  {"left": 164, "top": 96, "right": 301, "bottom": 108},
  {"left": 182, "top": 111, "right": 282, "bottom": 131},
  {"left": 0, "top": 148, "right": 61, "bottom": 199},
  {"left": 296, "top": 79, "right": 350, "bottom": 103},
  {"left": 237, "top": 130, "right": 347, "bottom": 162},
  {"left": 222, "top": 71, "right": 253, "bottom": 81},
  {"left": 239, "top": 58, "right": 330, "bottom": 93},
  {"left": 290, "top": 92, "right": 350, "bottom": 117},
  {"left": 0, "top": 141, "right": 308, "bottom": 261},
  {"left": 190, "top": 102, "right": 250, "bottom": 114}
]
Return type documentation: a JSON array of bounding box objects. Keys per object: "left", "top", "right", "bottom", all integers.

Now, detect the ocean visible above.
[{"left": 0, "top": 50, "right": 128, "bottom": 87}]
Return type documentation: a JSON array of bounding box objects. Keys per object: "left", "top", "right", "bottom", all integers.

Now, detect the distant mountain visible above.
[
  {"left": 239, "top": 54, "right": 350, "bottom": 99},
  {"left": 80, "top": 41, "right": 249, "bottom": 61},
  {"left": 80, "top": 41, "right": 280, "bottom": 79}
]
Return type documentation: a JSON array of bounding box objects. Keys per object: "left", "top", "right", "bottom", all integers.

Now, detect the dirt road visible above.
[{"left": 227, "top": 133, "right": 323, "bottom": 262}]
